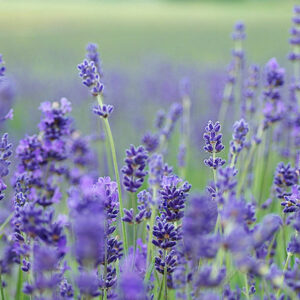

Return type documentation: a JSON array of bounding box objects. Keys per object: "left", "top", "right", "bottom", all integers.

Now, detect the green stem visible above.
[
  {"left": 163, "top": 250, "right": 168, "bottom": 300},
  {"left": 0, "top": 273, "right": 5, "bottom": 300},
  {"left": 276, "top": 252, "right": 293, "bottom": 297},
  {"left": 97, "top": 95, "right": 128, "bottom": 255},
  {"left": 0, "top": 212, "right": 13, "bottom": 240},
  {"left": 146, "top": 187, "right": 157, "bottom": 266},
  {"left": 15, "top": 264, "right": 23, "bottom": 300},
  {"left": 244, "top": 273, "right": 249, "bottom": 300}
]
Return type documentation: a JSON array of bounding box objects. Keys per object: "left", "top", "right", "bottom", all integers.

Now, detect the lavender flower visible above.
[
  {"left": 122, "top": 145, "right": 148, "bottom": 193},
  {"left": 93, "top": 103, "right": 114, "bottom": 119},
  {"left": 263, "top": 58, "right": 285, "bottom": 128},
  {"left": 0, "top": 55, "right": 5, "bottom": 77},
  {"left": 0, "top": 133, "right": 12, "bottom": 201},
  {"left": 274, "top": 162, "right": 298, "bottom": 199},
  {"left": 203, "top": 121, "right": 225, "bottom": 169},
  {"left": 229, "top": 119, "right": 249, "bottom": 165},
  {"left": 78, "top": 59, "right": 104, "bottom": 96},
  {"left": 142, "top": 132, "right": 159, "bottom": 153},
  {"left": 86, "top": 43, "right": 102, "bottom": 76}
]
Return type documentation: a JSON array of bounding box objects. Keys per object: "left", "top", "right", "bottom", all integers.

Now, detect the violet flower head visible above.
[
  {"left": 203, "top": 121, "right": 224, "bottom": 153},
  {"left": 229, "top": 119, "right": 249, "bottom": 164},
  {"left": 160, "top": 174, "right": 191, "bottom": 222},
  {"left": 232, "top": 21, "right": 246, "bottom": 41},
  {"left": 0, "top": 133, "right": 12, "bottom": 200},
  {"left": 207, "top": 166, "right": 238, "bottom": 204},
  {"left": 231, "top": 21, "right": 246, "bottom": 60},
  {"left": 281, "top": 185, "right": 300, "bottom": 213},
  {"left": 265, "top": 58, "right": 285, "bottom": 87},
  {"left": 0, "top": 55, "right": 5, "bottom": 77},
  {"left": 39, "top": 98, "right": 72, "bottom": 141},
  {"left": 203, "top": 121, "right": 225, "bottom": 169},
  {"left": 78, "top": 60, "right": 104, "bottom": 96},
  {"left": 273, "top": 162, "right": 298, "bottom": 199},
  {"left": 288, "top": 6, "right": 300, "bottom": 62},
  {"left": 183, "top": 194, "right": 217, "bottom": 237},
  {"left": 86, "top": 43, "right": 102, "bottom": 76},
  {"left": 75, "top": 271, "right": 101, "bottom": 298},
  {"left": 118, "top": 260, "right": 146, "bottom": 300},
  {"left": 194, "top": 265, "right": 226, "bottom": 289},
  {"left": 142, "top": 131, "right": 159, "bottom": 153},
  {"left": 155, "top": 249, "right": 177, "bottom": 275},
  {"left": 155, "top": 109, "right": 166, "bottom": 129},
  {"left": 244, "top": 64, "right": 260, "bottom": 116},
  {"left": 161, "top": 103, "right": 183, "bottom": 140},
  {"left": 152, "top": 214, "right": 181, "bottom": 249},
  {"left": 122, "top": 144, "right": 148, "bottom": 193},
  {"left": 93, "top": 103, "right": 114, "bottom": 119}
]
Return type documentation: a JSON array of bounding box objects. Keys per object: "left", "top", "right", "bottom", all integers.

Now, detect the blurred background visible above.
[{"left": 0, "top": 0, "right": 296, "bottom": 186}]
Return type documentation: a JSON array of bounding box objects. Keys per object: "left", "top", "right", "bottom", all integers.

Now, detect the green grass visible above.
[{"left": 0, "top": 0, "right": 295, "bottom": 74}]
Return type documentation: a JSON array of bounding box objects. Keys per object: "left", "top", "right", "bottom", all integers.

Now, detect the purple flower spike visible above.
[
  {"left": 152, "top": 215, "right": 181, "bottom": 249},
  {"left": 203, "top": 121, "right": 224, "bottom": 154},
  {"left": 122, "top": 145, "right": 148, "bottom": 193},
  {"left": 0, "top": 54, "right": 6, "bottom": 77},
  {"left": 78, "top": 44, "right": 104, "bottom": 97},
  {"left": 93, "top": 103, "right": 114, "bottom": 119}
]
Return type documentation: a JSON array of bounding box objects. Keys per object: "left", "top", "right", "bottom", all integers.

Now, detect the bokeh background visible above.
[{"left": 0, "top": 0, "right": 296, "bottom": 187}]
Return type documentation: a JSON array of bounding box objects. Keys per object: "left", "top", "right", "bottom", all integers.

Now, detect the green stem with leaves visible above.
[{"left": 97, "top": 95, "right": 128, "bottom": 254}]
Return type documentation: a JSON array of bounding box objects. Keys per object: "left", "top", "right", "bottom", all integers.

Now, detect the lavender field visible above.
[{"left": 0, "top": 0, "right": 299, "bottom": 299}]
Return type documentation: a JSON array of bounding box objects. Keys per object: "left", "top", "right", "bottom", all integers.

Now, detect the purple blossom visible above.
[
  {"left": 122, "top": 145, "right": 148, "bottom": 193},
  {"left": 0, "top": 55, "right": 5, "bottom": 77},
  {"left": 93, "top": 103, "right": 114, "bottom": 119}
]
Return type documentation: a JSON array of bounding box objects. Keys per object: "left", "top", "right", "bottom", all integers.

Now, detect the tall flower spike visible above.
[
  {"left": 203, "top": 121, "right": 225, "bottom": 170},
  {"left": 122, "top": 145, "right": 148, "bottom": 193},
  {"left": 229, "top": 119, "right": 249, "bottom": 165},
  {"left": 0, "top": 133, "right": 12, "bottom": 201},
  {"left": 288, "top": 6, "right": 300, "bottom": 63},
  {"left": 86, "top": 43, "right": 102, "bottom": 76},
  {"left": 263, "top": 58, "right": 285, "bottom": 129}
]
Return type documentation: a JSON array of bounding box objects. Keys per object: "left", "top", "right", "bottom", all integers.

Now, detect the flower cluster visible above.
[{"left": 203, "top": 120, "right": 225, "bottom": 169}]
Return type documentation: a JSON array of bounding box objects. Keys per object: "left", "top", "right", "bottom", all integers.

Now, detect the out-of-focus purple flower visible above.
[
  {"left": 263, "top": 58, "right": 285, "bottom": 128},
  {"left": 0, "top": 133, "right": 12, "bottom": 201},
  {"left": 284, "top": 258, "right": 300, "bottom": 295},
  {"left": 183, "top": 194, "right": 217, "bottom": 237},
  {"left": 155, "top": 109, "right": 166, "bottom": 129},
  {"left": 86, "top": 43, "right": 102, "bottom": 76},
  {"left": 177, "top": 144, "right": 186, "bottom": 168},
  {"left": 23, "top": 243, "right": 64, "bottom": 298},
  {"left": 0, "top": 55, "right": 5, "bottom": 77},
  {"left": 119, "top": 258, "right": 146, "bottom": 300},
  {"left": 281, "top": 185, "right": 300, "bottom": 213},
  {"left": 60, "top": 279, "right": 74, "bottom": 299},
  {"left": 194, "top": 265, "right": 226, "bottom": 288},
  {"left": 75, "top": 271, "right": 101, "bottom": 298},
  {"left": 287, "top": 234, "right": 300, "bottom": 254},
  {"left": 142, "top": 132, "right": 159, "bottom": 153},
  {"left": 229, "top": 119, "right": 249, "bottom": 163},
  {"left": 243, "top": 65, "right": 260, "bottom": 118},
  {"left": 93, "top": 103, "right": 114, "bottom": 119},
  {"left": 161, "top": 103, "right": 183, "bottom": 140},
  {"left": 274, "top": 162, "right": 298, "bottom": 199},
  {"left": 148, "top": 153, "right": 172, "bottom": 188},
  {"left": 122, "top": 145, "right": 148, "bottom": 193},
  {"left": 288, "top": 6, "right": 300, "bottom": 62},
  {"left": 208, "top": 166, "right": 238, "bottom": 204},
  {"left": 252, "top": 214, "right": 282, "bottom": 249}
]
